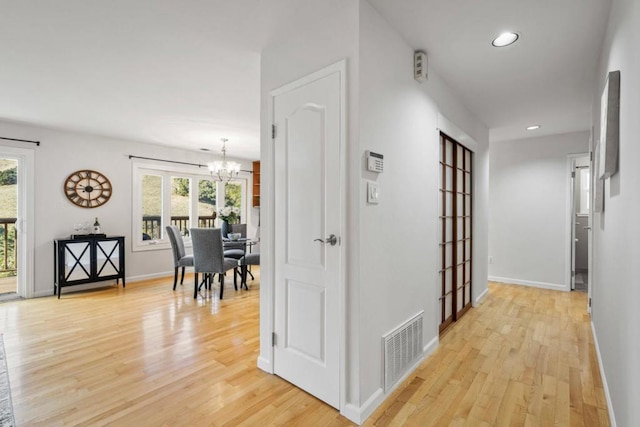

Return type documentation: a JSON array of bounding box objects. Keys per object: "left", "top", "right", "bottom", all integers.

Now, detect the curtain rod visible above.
[
  {"left": 0, "top": 136, "right": 40, "bottom": 146},
  {"left": 128, "top": 155, "right": 252, "bottom": 173}
]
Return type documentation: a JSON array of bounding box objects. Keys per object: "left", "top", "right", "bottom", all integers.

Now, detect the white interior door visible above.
[{"left": 273, "top": 67, "right": 342, "bottom": 408}]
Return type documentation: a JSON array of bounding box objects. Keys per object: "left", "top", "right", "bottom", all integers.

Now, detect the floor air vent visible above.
[{"left": 383, "top": 311, "right": 424, "bottom": 393}]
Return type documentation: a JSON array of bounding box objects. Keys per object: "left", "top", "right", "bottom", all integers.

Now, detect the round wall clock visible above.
[{"left": 64, "top": 170, "right": 112, "bottom": 208}]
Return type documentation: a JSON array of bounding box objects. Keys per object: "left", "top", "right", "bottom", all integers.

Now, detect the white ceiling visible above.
[
  {"left": 368, "top": 0, "right": 612, "bottom": 142},
  {"left": 0, "top": 0, "right": 262, "bottom": 159},
  {"left": 0, "top": 1, "right": 612, "bottom": 155}
]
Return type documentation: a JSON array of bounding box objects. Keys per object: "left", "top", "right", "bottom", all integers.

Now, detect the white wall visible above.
[
  {"left": 591, "top": 0, "right": 640, "bottom": 424},
  {"left": 258, "top": 0, "right": 360, "bottom": 408},
  {"left": 259, "top": 1, "right": 489, "bottom": 422},
  {"left": 357, "top": 0, "right": 489, "bottom": 413},
  {"left": 0, "top": 119, "right": 256, "bottom": 297},
  {"left": 488, "top": 132, "right": 588, "bottom": 289}
]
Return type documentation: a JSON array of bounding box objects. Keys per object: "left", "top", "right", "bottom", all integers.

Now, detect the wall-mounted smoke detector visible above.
[{"left": 414, "top": 51, "right": 428, "bottom": 83}]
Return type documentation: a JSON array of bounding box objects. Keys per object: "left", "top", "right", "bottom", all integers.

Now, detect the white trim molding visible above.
[
  {"left": 565, "top": 153, "right": 589, "bottom": 293},
  {"left": 341, "top": 334, "right": 439, "bottom": 425},
  {"left": 474, "top": 287, "right": 489, "bottom": 306},
  {"left": 261, "top": 60, "right": 348, "bottom": 412},
  {"left": 0, "top": 145, "right": 35, "bottom": 298},
  {"left": 489, "top": 276, "right": 566, "bottom": 292},
  {"left": 591, "top": 321, "right": 617, "bottom": 427}
]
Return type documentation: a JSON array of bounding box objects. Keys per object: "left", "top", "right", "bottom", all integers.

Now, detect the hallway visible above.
[{"left": 368, "top": 282, "right": 609, "bottom": 426}]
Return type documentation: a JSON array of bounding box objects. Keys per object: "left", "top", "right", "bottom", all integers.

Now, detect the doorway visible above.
[
  {"left": 0, "top": 157, "right": 18, "bottom": 296},
  {"left": 0, "top": 146, "right": 34, "bottom": 299},
  {"left": 439, "top": 132, "right": 473, "bottom": 332},
  {"left": 571, "top": 155, "right": 590, "bottom": 292},
  {"left": 270, "top": 61, "right": 345, "bottom": 409}
]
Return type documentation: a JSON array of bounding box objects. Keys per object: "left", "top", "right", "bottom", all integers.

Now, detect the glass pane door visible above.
[{"left": 439, "top": 133, "right": 473, "bottom": 332}]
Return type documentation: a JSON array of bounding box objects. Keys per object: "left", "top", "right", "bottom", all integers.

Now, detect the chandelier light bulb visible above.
[{"left": 208, "top": 138, "right": 241, "bottom": 182}]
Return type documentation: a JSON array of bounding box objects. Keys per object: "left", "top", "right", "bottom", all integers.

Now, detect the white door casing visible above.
[
  {"left": 272, "top": 66, "right": 343, "bottom": 409},
  {"left": 0, "top": 145, "right": 35, "bottom": 298}
]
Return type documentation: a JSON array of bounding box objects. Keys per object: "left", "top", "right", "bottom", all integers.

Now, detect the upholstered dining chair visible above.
[
  {"left": 230, "top": 223, "right": 247, "bottom": 237},
  {"left": 239, "top": 252, "right": 259, "bottom": 290},
  {"left": 166, "top": 225, "right": 193, "bottom": 290},
  {"left": 223, "top": 223, "right": 246, "bottom": 264},
  {"left": 190, "top": 228, "right": 238, "bottom": 300}
]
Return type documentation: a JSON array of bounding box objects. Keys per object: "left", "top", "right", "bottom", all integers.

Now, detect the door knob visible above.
[
  {"left": 314, "top": 234, "right": 338, "bottom": 246},
  {"left": 583, "top": 226, "right": 591, "bottom": 230}
]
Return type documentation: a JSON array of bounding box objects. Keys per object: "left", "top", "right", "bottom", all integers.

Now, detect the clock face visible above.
[{"left": 64, "top": 170, "right": 112, "bottom": 208}]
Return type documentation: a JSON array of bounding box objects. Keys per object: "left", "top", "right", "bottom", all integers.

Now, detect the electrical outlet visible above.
[{"left": 489, "top": 256, "right": 493, "bottom": 264}]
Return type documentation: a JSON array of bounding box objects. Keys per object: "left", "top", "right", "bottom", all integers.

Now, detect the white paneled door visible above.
[{"left": 272, "top": 66, "right": 343, "bottom": 408}]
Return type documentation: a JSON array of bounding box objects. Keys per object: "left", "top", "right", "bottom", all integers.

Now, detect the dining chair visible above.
[
  {"left": 228, "top": 223, "right": 256, "bottom": 281},
  {"left": 223, "top": 223, "right": 246, "bottom": 263},
  {"left": 166, "top": 225, "right": 193, "bottom": 290},
  {"left": 239, "top": 252, "right": 259, "bottom": 290},
  {"left": 230, "top": 223, "right": 247, "bottom": 237},
  {"left": 190, "top": 228, "right": 238, "bottom": 300}
]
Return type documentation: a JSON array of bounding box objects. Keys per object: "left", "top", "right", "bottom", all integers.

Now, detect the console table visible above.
[{"left": 54, "top": 236, "right": 125, "bottom": 298}]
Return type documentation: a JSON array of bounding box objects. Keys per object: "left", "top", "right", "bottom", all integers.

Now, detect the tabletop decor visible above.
[{"left": 218, "top": 206, "right": 240, "bottom": 238}]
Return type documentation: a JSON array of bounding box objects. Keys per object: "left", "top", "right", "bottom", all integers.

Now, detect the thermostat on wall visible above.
[{"left": 366, "top": 150, "right": 384, "bottom": 173}]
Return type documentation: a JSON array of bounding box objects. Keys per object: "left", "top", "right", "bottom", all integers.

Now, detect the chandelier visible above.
[{"left": 208, "top": 138, "right": 241, "bottom": 183}]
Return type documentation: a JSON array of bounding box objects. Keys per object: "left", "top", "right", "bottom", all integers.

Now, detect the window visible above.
[
  {"left": 224, "top": 181, "right": 243, "bottom": 223},
  {"left": 198, "top": 179, "right": 217, "bottom": 227},
  {"left": 141, "top": 174, "right": 162, "bottom": 240},
  {"left": 133, "top": 163, "right": 248, "bottom": 251},
  {"left": 170, "top": 177, "right": 191, "bottom": 236}
]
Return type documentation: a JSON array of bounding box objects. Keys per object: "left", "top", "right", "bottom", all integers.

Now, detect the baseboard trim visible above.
[
  {"left": 423, "top": 334, "right": 438, "bottom": 356},
  {"left": 257, "top": 356, "right": 273, "bottom": 374},
  {"left": 126, "top": 271, "right": 175, "bottom": 283},
  {"left": 32, "top": 271, "right": 176, "bottom": 298},
  {"left": 489, "top": 276, "right": 566, "bottom": 292},
  {"left": 474, "top": 287, "right": 489, "bottom": 306},
  {"left": 342, "top": 334, "right": 439, "bottom": 425},
  {"left": 342, "top": 388, "right": 384, "bottom": 425},
  {"left": 591, "top": 321, "right": 617, "bottom": 427},
  {"left": 33, "top": 289, "right": 56, "bottom": 298}
]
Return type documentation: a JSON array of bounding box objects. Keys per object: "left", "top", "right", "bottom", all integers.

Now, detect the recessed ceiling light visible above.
[
  {"left": 492, "top": 32, "right": 519, "bottom": 47},
  {"left": 526, "top": 125, "right": 541, "bottom": 131}
]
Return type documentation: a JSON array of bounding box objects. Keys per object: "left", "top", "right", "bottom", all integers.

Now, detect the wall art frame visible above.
[{"left": 598, "top": 70, "right": 620, "bottom": 180}]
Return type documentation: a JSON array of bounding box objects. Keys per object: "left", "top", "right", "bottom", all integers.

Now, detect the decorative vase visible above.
[{"left": 221, "top": 220, "right": 230, "bottom": 238}]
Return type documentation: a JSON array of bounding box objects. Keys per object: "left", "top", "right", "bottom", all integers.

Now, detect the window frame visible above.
[{"left": 132, "top": 162, "right": 249, "bottom": 252}]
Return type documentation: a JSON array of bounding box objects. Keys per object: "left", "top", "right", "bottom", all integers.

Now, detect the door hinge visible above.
[
  {"left": 272, "top": 124, "right": 276, "bottom": 139},
  {"left": 571, "top": 271, "right": 575, "bottom": 277},
  {"left": 590, "top": 151, "right": 593, "bottom": 162},
  {"left": 272, "top": 332, "right": 276, "bottom": 346},
  {"left": 589, "top": 297, "right": 592, "bottom": 308},
  {"left": 571, "top": 171, "right": 576, "bottom": 178}
]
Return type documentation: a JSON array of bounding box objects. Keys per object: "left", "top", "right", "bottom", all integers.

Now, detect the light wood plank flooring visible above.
[
  {"left": 0, "top": 276, "right": 609, "bottom": 426},
  {"left": 366, "top": 283, "right": 609, "bottom": 426},
  {"left": 0, "top": 275, "right": 16, "bottom": 294}
]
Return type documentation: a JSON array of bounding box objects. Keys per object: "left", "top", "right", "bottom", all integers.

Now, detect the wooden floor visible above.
[
  {"left": 0, "top": 275, "right": 16, "bottom": 294},
  {"left": 366, "top": 283, "right": 609, "bottom": 426},
  {"left": 0, "top": 277, "right": 609, "bottom": 426}
]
